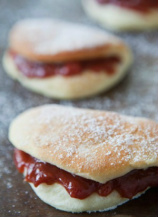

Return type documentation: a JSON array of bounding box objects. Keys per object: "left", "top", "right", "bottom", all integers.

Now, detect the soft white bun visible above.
[
  {"left": 82, "top": 0, "right": 158, "bottom": 31},
  {"left": 3, "top": 52, "right": 132, "bottom": 99},
  {"left": 30, "top": 183, "right": 148, "bottom": 213},
  {"left": 30, "top": 183, "right": 130, "bottom": 213}
]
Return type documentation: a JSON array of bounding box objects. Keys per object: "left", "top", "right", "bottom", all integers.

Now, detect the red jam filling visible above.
[
  {"left": 14, "top": 149, "right": 158, "bottom": 200},
  {"left": 9, "top": 50, "right": 120, "bottom": 78},
  {"left": 96, "top": 0, "right": 158, "bottom": 13}
]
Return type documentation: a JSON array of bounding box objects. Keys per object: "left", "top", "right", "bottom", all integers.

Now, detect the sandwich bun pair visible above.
[
  {"left": 82, "top": 0, "right": 158, "bottom": 31},
  {"left": 3, "top": 19, "right": 132, "bottom": 99},
  {"left": 9, "top": 105, "right": 158, "bottom": 213}
]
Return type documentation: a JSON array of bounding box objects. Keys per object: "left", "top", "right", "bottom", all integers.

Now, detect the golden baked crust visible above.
[
  {"left": 9, "top": 105, "right": 158, "bottom": 183},
  {"left": 9, "top": 19, "right": 130, "bottom": 62}
]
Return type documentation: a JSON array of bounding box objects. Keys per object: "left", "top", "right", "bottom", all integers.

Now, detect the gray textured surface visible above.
[{"left": 0, "top": 0, "right": 158, "bottom": 216}]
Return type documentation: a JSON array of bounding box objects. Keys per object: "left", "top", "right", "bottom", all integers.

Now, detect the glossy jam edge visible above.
[
  {"left": 14, "top": 149, "right": 158, "bottom": 200},
  {"left": 96, "top": 0, "right": 158, "bottom": 13},
  {"left": 9, "top": 50, "right": 121, "bottom": 78}
]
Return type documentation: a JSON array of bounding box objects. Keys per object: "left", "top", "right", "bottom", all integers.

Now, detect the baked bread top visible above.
[
  {"left": 9, "top": 105, "right": 158, "bottom": 183},
  {"left": 9, "top": 19, "right": 131, "bottom": 63}
]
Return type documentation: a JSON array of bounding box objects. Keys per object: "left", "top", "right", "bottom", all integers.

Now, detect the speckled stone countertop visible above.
[{"left": 0, "top": 0, "right": 158, "bottom": 217}]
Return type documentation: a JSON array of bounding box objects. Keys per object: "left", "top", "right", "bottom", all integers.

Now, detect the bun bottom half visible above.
[
  {"left": 82, "top": 0, "right": 158, "bottom": 31},
  {"left": 30, "top": 182, "right": 146, "bottom": 213},
  {"left": 3, "top": 53, "right": 130, "bottom": 100}
]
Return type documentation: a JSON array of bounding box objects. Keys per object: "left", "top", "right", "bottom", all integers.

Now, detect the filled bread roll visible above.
[
  {"left": 9, "top": 105, "right": 158, "bottom": 212},
  {"left": 82, "top": 0, "right": 158, "bottom": 31},
  {"left": 3, "top": 19, "right": 132, "bottom": 99}
]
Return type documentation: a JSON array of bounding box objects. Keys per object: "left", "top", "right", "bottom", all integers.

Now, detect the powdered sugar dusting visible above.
[
  {"left": 11, "top": 19, "right": 119, "bottom": 55},
  {"left": 14, "top": 105, "right": 158, "bottom": 176}
]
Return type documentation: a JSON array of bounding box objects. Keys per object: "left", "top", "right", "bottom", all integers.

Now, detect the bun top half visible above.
[
  {"left": 9, "top": 105, "right": 158, "bottom": 183},
  {"left": 9, "top": 19, "right": 132, "bottom": 63}
]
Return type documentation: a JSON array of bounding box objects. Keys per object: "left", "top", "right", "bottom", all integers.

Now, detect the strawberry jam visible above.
[
  {"left": 9, "top": 50, "right": 120, "bottom": 78},
  {"left": 96, "top": 0, "right": 158, "bottom": 13},
  {"left": 14, "top": 149, "right": 158, "bottom": 200}
]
